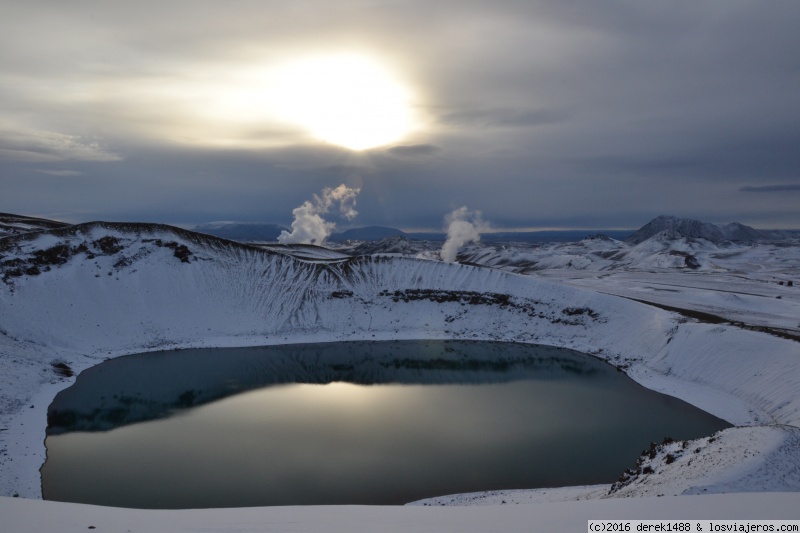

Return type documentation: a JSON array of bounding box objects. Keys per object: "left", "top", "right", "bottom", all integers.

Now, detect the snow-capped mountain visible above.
[{"left": 625, "top": 215, "right": 769, "bottom": 244}]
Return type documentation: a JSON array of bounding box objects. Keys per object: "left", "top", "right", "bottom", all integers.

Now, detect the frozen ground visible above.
[
  {"left": 364, "top": 229, "right": 800, "bottom": 338},
  {"left": 538, "top": 270, "right": 798, "bottom": 325},
  {"left": 0, "top": 217, "right": 798, "bottom": 529},
  {"left": 3, "top": 492, "right": 800, "bottom": 533}
]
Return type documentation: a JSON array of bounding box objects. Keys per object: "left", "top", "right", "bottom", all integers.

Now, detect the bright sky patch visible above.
[{"left": 264, "top": 54, "right": 416, "bottom": 151}]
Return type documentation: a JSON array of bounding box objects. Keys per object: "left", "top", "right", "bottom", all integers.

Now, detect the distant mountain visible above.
[
  {"left": 582, "top": 233, "right": 616, "bottom": 242},
  {"left": 350, "top": 235, "right": 435, "bottom": 255},
  {"left": 193, "top": 222, "right": 288, "bottom": 242},
  {"left": 762, "top": 229, "right": 800, "bottom": 240},
  {"left": 0, "top": 212, "right": 70, "bottom": 238},
  {"left": 718, "top": 222, "right": 768, "bottom": 243},
  {"left": 626, "top": 216, "right": 769, "bottom": 245},
  {"left": 481, "top": 230, "right": 633, "bottom": 243},
  {"left": 330, "top": 226, "right": 406, "bottom": 241},
  {"left": 404, "top": 230, "right": 634, "bottom": 243},
  {"left": 191, "top": 224, "right": 636, "bottom": 244}
]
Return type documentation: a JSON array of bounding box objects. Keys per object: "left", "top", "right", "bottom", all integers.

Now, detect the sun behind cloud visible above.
[{"left": 264, "top": 54, "right": 417, "bottom": 151}]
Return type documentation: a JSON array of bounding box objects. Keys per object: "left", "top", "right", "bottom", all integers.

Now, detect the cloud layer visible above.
[{"left": 2, "top": 1, "right": 800, "bottom": 229}]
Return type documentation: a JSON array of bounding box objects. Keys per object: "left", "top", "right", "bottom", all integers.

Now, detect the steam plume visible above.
[
  {"left": 278, "top": 184, "right": 361, "bottom": 245},
  {"left": 440, "top": 206, "right": 486, "bottom": 262}
]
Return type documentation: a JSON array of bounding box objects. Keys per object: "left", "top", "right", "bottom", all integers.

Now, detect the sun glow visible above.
[{"left": 264, "top": 54, "right": 417, "bottom": 151}]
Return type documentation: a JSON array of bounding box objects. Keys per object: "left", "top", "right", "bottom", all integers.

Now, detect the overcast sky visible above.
[{"left": 2, "top": 1, "right": 799, "bottom": 231}]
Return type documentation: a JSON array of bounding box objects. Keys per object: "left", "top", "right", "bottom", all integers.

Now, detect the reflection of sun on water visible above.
[
  {"left": 217, "top": 381, "right": 427, "bottom": 423},
  {"left": 264, "top": 54, "right": 417, "bottom": 151},
  {"left": 299, "top": 382, "right": 373, "bottom": 406}
]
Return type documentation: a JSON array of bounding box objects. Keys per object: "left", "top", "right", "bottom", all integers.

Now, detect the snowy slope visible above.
[
  {"left": 0, "top": 212, "right": 69, "bottom": 238},
  {"left": 4, "top": 492, "right": 800, "bottom": 533},
  {"left": 0, "top": 221, "right": 799, "bottom": 506},
  {"left": 423, "top": 228, "right": 800, "bottom": 339},
  {"left": 412, "top": 427, "right": 800, "bottom": 505}
]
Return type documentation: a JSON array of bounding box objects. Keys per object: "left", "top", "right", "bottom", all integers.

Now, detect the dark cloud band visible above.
[{"left": 739, "top": 185, "right": 800, "bottom": 193}]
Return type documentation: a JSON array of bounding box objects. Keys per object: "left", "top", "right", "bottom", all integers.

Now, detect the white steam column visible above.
[
  {"left": 278, "top": 184, "right": 361, "bottom": 245},
  {"left": 440, "top": 206, "right": 486, "bottom": 262}
]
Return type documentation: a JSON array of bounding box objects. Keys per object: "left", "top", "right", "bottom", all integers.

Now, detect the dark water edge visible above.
[{"left": 42, "top": 340, "right": 730, "bottom": 508}]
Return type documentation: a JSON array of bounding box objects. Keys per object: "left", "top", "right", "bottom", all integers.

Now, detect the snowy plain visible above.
[
  {"left": 3, "top": 492, "right": 800, "bottom": 533},
  {"left": 1, "top": 218, "right": 799, "bottom": 530}
]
